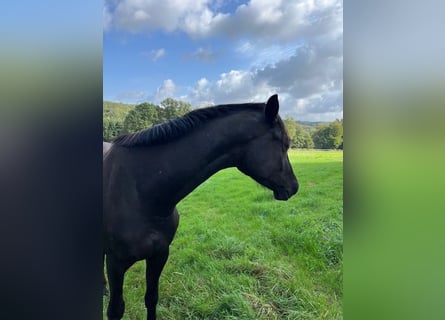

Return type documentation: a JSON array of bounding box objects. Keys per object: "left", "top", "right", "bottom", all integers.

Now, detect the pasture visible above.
[{"left": 103, "top": 149, "right": 343, "bottom": 319}]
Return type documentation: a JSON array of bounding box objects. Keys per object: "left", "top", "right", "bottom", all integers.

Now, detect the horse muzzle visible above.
[{"left": 273, "top": 182, "right": 299, "bottom": 201}]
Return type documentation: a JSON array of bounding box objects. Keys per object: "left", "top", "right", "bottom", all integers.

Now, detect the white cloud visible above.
[
  {"left": 105, "top": 0, "right": 341, "bottom": 42},
  {"left": 183, "top": 36, "right": 342, "bottom": 121},
  {"left": 155, "top": 79, "right": 176, "bottom": 102},
  {"left": 103, "top": 4, "right": 112, "bottom": 31},
  {"left": 107, "top": 0, "right": 211, "bottom": 33},
  {"left": 200, "top": 0, "right": 342, "bottom": 43},
  {"left": 188, "top": 78, "right": 213, "bottom": 106},
  {"left": 105, "top": 0, "right": 343, "bottom": 121},
  {"left": 236, "top": 41, "right": 301, "bottom": 68},
  {"left": 184, "top": 69, "right": 276, "bottom": 108},
  {"left": 153, "top": 48, "right": 166, "bottom": 61},
  {"left": 115, "top": 90, "right": 146, "bottom": 102},
  {"left": 154, "top": 29, "right": 342, "bottom": 121},
  {"left": 182, "top": 8, "right": 227, "bottom": 37},
  {"left": 256, "top": 42, "right": 342, "bottom": 97},
  {"left": 157, "top": 55, "right": 341, "bottom": 121},
  {"left": 142, "top": 48, "right": 166, "bottom": 61},
  {"left": 196, "top": 78, "right": 209, "bottom": 90},
  {"left": 187, "top": 47, "right": 219, "bottom": 62}
]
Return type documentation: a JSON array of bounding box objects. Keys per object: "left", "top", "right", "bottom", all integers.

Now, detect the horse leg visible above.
[
  {"left": 145, "top": 248, "right": 169, "bottom": 320},
  {"left": 106, "top": 255, "right": 133, "bottom": 320}
]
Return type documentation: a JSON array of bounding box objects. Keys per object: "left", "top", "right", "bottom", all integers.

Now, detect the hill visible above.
[
  {"left": 103, "top": 101, "right": 134, "bottom": 120},
  {"left": 296, "top": 120, "right": 328, "bottom": 133}
]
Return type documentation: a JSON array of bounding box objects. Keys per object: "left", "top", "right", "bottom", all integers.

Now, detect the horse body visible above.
[{"left": 103, "top": 95, "right": 298, "bottom": 319}]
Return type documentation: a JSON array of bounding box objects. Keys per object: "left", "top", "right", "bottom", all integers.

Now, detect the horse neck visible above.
[{"left": 157, "top": 112, "right": 263, "bottom": 206}]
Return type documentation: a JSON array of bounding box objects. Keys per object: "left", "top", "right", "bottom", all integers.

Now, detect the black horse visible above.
[{"left": 103, "top": 94, "right": 299, "bottom": 319}]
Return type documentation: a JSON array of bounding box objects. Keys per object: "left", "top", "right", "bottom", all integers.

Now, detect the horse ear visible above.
[{"left": 265, "top": 94, "right": 279, "bottom": 122}]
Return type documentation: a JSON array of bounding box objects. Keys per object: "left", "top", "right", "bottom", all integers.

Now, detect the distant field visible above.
[{"left": 103, "top": 150, "right": 343, "bottom": 319}]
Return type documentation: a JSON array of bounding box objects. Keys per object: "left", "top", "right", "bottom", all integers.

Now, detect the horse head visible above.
[{"left": 236, "top": 95, "right": 299, "bottom": 200}]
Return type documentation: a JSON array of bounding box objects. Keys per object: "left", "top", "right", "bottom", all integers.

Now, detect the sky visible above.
[{"left": 103, "top": 0, "right": 343, "bottom": 122}]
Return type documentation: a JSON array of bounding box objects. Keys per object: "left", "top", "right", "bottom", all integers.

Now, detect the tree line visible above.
[
  {"left": 103, "top": 98, "right": 192, "bottom": 142},
  {"left": 283, "top": 117, "right": 343, "bottom": 150},
  {"left": 103, "top": 99, "right": 343, "bottom": 150}
]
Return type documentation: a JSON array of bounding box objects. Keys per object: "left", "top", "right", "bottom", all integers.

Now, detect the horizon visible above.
[{"left": 103, "top": 100, "right": 339, "bottom": 123}]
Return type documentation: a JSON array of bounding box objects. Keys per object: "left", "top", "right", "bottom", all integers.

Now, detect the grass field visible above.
[{"left": 103, "top": 149, "right": 343, "bottom": 319}]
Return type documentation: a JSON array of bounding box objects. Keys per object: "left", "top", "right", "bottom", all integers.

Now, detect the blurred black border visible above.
[
  {"left": 0, "top": 2, "right": 103, "bottom": 319},
  {"left": 344, "top": 1, "right": 445, "bottom": 319}
]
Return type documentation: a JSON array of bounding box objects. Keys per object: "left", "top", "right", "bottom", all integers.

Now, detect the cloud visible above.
[
  {"left": 157, "top": 62, "right": 342, "bottom": 121},
  {"left": 104, "top": 0, "right": 342, "bottom": 43},
  {"left": 184, "top": 69, "right": 276, "bottom": 108},
  {"left": 152, "top": 48, "right": 166, "bottom": 61},
  {"left": 196, "top": 77, "right": 209, "bottom": 90},
  {"left": 115, "top": 90, "right": 146, "bottom": 102},
  {"left": 181, "top": 40, "right": 342, "bottom": 121},
  {"left": 256, "top": 43, "right": 342, "bottom": 97},
  {"left": 206, "top": 0, "right": 343, "bottom": 46},
  {"left": 103, "top": 4, "right": 112, "bottom": 32},
  {"left": 185, "top": 47, "right": 219, "bottom": 63},
  {"left": 236, "top": 41, "right": 300, "bottom": 68},
  {"left": 106, "top": 0, "right": 212, "bottom": 33},
  {"left": 181, "top": 29, "right": 342, "bottom": 121},
  {"left": 105, "top": 0, "right": 343, "bottom": 121},
  {"left": 155, "top": 79, "right": 176, "bottom": 102},
  {"left": 142, "top": 48, "right": 166, "bottom": 61}
]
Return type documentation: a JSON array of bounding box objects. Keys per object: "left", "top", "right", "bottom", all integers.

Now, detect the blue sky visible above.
[{"left": 104, "top": 0, "right": 343, "bottom": 121}]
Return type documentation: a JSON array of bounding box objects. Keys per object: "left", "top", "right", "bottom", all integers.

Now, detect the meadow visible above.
[{"left": 103, "top": 150, "right": 343, "bottom": 319}]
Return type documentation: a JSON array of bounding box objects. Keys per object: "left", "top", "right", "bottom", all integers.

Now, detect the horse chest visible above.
[{"left": 110, "top": 213, "right": 179, "bottom": 261}]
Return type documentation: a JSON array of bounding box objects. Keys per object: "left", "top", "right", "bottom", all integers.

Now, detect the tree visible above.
[
  {"left": 283, "top": 116, "right": 297, "bottom": 142},
  {"left": 120, "top": 99, "right": 193, "bottom": 135},
  {"left": 293, "top": 123, "right": 314, "bottom": 148},
  {"left": 123, "top": 103, "right": 159, "bottom": 134},
  {"left": 312, "top": 120, "right": 343, "bottom": 149},
  {"left": 103, "top": 101, "right": 132, "bottom": 141},
  {"left": 158, "top": 98, "right": 192, "bottom": 123},
  {"left": 103, "top": 118, "right": 124, "bottom": 141},
  {"left": 283, "top": 116, "right": 314, "bottom": 149}
]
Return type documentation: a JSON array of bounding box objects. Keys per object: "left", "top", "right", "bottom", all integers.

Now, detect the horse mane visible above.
[{"left": 112, "top": 103, "right": 265, "bottom": 147}]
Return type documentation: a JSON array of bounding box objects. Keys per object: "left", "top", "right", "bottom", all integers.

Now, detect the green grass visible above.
[{"left": 104, "top": 150, "right": 343, "bottom": 319}]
